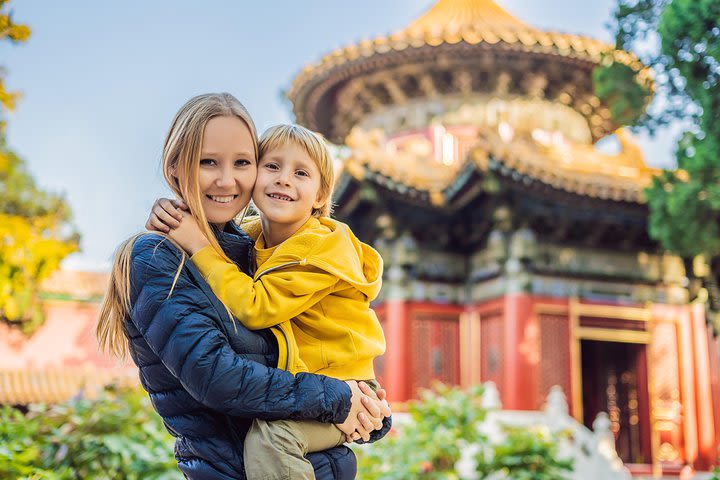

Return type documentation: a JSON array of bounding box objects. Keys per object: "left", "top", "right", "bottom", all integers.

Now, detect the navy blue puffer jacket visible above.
[{"left": 125, "top": 223, "right": 358, "bottom": 479}]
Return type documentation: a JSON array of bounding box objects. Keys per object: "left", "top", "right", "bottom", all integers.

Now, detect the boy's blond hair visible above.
[{"left": 259, "top": 124, "right": 334, "bottom": 217}]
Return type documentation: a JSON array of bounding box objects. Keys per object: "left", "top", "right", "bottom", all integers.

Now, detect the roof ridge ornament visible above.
[{"left": 402, "top": 0, "right": 532, "bottom": 39}]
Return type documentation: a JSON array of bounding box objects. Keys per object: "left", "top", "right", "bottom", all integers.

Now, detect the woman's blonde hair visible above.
[
  {"left": 97, "top": 93, "right": 258, "bottom": 359},
  {"left": 259, "top": 124, "right": 334, "bottom": 217}
]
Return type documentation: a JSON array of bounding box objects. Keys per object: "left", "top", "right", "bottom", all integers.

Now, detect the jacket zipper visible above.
[
  {"left": 255, "top": 259, "right": 305, "bottom": 281},
  {"left": 277, "top": 325, "right": 290, "bottom": 371},
  {"left": 256, "top": 259, "right": 306, "bottom": 371}
]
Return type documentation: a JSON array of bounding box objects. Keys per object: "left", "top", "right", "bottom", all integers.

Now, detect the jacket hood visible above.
[{"left": 242, "top": 217, "right": 383, "bottom": 300}]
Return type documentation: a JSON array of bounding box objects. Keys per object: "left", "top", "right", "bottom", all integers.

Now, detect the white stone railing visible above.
[
  {"left": 391, "top": 383, "right": 631, "bottom": 480},
  {"left": 455, "top": 383, "right": 631, "bottom": 480}
]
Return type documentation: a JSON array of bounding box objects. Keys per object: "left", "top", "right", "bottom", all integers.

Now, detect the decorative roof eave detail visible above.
[
  {"left": 337, "top": 158, "right": 442, "bottom": 207},
  {"left": 335, "top": 129, "right": 659, "bottom": 207},
  {"left": 289, "top": 33, "right": 648, "bottom": 133}
]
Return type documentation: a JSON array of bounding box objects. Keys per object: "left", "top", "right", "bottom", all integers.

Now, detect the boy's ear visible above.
[{"left": 313, "top": 191, "right": 327, "bottom": 210}]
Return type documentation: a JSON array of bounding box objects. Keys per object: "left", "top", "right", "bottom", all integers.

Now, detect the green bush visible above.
[
  {"left": 0, "top": 386, "right": 181, "bottom": 480},
  {"left": 353, "top": 383, "right": 573, "bottom": 480}
]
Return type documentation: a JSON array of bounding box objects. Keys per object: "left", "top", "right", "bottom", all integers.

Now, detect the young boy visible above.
[{"left": 153, "top": 124, "right": 387, "bottom": 480}]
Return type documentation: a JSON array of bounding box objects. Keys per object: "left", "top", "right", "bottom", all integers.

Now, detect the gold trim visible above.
[
  {"left": 646, "top": 319, "right": 661, "bottom": 476},
  {"left": 534, "top": 303, "right": 570, "bottom": 316},
  {"left": 572, "top": 303, "right": 652, "bottom": 322},
  {"left": 459, "top": 311, "right": 482, "bottom": 387},
  {"left": 570, "top": 299, "right": 583, "bottom": 421},
  {"left": 568, "top": 298, "right": 659, "bottom": 469},
  {"left": 574, "top": 327, "right": 652, "bottom": 344}
]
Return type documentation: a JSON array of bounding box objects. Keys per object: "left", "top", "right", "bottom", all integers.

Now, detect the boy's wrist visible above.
[{"left": 187, "top": 237, "right": 210, "bottom": 256}]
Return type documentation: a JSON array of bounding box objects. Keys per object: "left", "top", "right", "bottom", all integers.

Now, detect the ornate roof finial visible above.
[{"left": 402, "top": 0, "right": 530, "bottom": 37}]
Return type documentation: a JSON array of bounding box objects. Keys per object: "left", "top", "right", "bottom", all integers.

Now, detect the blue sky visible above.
[{"left": 2, "top": 1, "right": 681, "bottom": 270}]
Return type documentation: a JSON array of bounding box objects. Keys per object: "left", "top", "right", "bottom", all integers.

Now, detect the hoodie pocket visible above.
[{"left": 292, "top": 325, "right": 326, "bottom": 372}]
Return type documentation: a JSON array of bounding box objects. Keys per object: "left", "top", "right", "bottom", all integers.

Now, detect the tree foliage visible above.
[
  {"left": 0, "top": 386, "right": 181, "bottom": 479},
  {"left": 594, "top": 0, "right": 720, "bottom": 276},
  {"left": 0, "top": 0, "right": 31, "bottom": 131},
  {"left": 0, "top": 1, "right": 79, "bottom": 334}
]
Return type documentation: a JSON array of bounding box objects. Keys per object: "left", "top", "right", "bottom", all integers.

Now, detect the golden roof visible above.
[
  {"left": 402, "top": 0, "right": 530, "bottom": 36},
  {"left": 289, "top": 0, "right": 647, "bottom": 103},
  {"left": 0, "top": 368, "right": 138, "bottom": 405},
  {"left": 342, "top": 126, "right": 659, "bottom": 204},
  {"left": 472, "top": 127, "right": 658, "bottom": 202}
]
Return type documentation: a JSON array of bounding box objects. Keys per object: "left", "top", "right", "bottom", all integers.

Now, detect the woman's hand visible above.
[
  {"left": 335, "top": 381, "right": 373, "bottom": 441},
  {"left": 335, "top": 381, "right": 391, "bottom": 442},
  {"left": 146, "top": 198, "right": 188, "bottom": 233}
]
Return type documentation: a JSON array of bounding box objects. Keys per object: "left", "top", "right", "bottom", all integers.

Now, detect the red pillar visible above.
[
  {"left": 691, "top": 304, "right": 716, "bottom": 470},
  {"left": 708, "top": 327, "right": 720, "bottom": 466},
  {"left": 383, "top": 300, "right": 410, "bottom": 403},
  {"left": 678, "top": 306, "right": 699, "bottom": 466},
  {"left": 503, "top": 293, "right": 536, "bottom": 409}
]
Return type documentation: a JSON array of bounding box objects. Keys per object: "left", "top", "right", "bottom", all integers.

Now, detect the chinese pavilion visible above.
[{"left": 288, "top": 0, "right": 720, "bottom": 474}]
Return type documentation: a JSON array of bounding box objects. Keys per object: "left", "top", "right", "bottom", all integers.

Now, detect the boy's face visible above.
[{"left": 252, "top": 142, "right": 324, "bottom": 230}]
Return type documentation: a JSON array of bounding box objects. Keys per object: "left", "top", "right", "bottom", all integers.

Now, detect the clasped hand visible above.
[{"left": 335, "top": 381, "right": 391, "bottom": 443}]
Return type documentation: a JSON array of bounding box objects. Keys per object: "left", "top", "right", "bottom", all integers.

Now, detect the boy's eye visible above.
[
  {"left": 200, "top": 159, "right": 216, "bottom": 166},
  {"left": 296, "top": 170, "right": 309, "bottom": 177},
  {"left": 265, "top": 162, "right": 279, "bottom": 170}
]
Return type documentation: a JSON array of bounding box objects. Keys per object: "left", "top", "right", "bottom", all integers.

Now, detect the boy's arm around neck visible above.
[{"left": 191, "top": 245, "right": 338, "bottom": 329}]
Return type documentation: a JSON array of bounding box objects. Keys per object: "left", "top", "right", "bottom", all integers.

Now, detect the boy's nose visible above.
[{"left": 275, "top": 170, "right": 291, "bottom": 185}]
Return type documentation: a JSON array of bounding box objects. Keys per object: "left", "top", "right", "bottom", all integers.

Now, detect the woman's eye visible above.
[
  {"left": 235, "top": 159, "right": 251, "bottom": 167},
  {"left": 199, "top": 159, "right": 216, "bottom": 166}
]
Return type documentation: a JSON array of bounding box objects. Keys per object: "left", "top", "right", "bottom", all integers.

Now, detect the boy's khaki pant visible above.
[
  {"left": 244, "top": 418, "right": 345, "bottom": 480},
  {"left": 244, "top": 379, "right": 381, "bottom": 480}
]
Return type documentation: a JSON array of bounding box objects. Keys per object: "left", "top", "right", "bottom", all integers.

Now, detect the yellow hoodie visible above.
[{"left": 190, "top": 216, "right": 386, "bottom": 380}]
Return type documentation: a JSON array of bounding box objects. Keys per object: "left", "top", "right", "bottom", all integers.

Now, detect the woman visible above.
[{"left": 97, "top": 93, "right": 390, "bottom": 479}]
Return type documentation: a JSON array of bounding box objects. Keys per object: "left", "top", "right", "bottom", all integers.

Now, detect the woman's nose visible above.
[{"left": 216, "top": 168, "right": 235, "bottom": 187}]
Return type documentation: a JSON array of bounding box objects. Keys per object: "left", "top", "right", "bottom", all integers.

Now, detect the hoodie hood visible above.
[{"left": 242, "top": 216, "right": 383, "bottom": 301}]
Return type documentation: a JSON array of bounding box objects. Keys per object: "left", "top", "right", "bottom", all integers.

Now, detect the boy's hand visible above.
[
  {"left": 146, "top": 198, "right": 188, "bottom": 233},
  {"left": 168, "top": 211, "right": 210, "bottom": 255},
  {"left": 345, "top": 381, "right": 390, "bottom": 442}
]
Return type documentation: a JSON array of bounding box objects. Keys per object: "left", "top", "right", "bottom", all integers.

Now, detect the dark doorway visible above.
[{"left": 581, "top": 340, "right": 652, "bottom": 464}]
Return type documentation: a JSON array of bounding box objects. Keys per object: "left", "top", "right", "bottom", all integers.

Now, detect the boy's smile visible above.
[
  {"left": 266, "top": 192, "right": 294, "bottom": 202},
  {"left": 253, "top": 142, "right": 324, "bottom": 247}
]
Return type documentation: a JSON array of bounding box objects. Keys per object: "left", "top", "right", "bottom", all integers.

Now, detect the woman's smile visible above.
[{"left": 207, "top": 194, "right": 239, "bottom": 204}]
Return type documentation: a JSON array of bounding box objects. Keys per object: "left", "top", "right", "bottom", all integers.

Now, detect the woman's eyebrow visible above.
[{"left": 200, "top": 150, "right": 254, "bottom": 157}]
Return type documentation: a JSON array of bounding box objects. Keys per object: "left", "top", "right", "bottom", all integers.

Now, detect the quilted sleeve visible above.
[{"left": 128, "top": 235, "right": 351, "bottom": 423}]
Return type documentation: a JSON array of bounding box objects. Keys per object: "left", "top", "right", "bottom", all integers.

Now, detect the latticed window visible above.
[
  {"left": 538, "top": 313, "right": 572, "bottom": 409},
  {"left": 480, "top": 312, "right": 504, "bottom": 393},
  {"left": 410, "top": 311, "right": 460, "bottom": 394}
]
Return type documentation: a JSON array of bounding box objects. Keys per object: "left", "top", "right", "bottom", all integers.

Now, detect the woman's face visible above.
[{"left": 196, "top": 115, "right": 257, "bottom": 225}]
